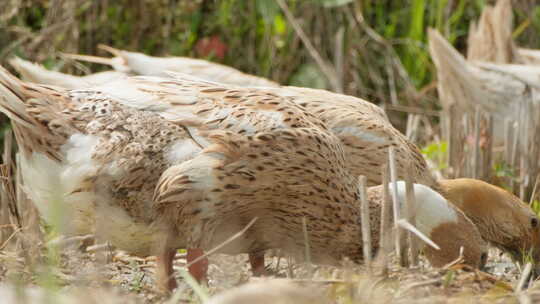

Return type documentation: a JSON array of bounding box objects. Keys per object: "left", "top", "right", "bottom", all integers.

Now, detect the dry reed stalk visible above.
[
  {"left": 510, "top": 121, "right": 520, "bottom": 191},
  {"left": 388, "top": 146, "right": 403, "bottom": 266},
  {"left": 399, "top": 181, "right": 410, "bottom": 268},
  {"left": 516, "top": 262, "right": 532, "bottom": 292},
  {"left": 379, "top": 163, "right": 391, "bottom": 276},
  {"left": 185, "top": 217, "right": 258, "bottom": 269},
  {"left": 443, "top": 107, "right": 453, "bottom": 177},
  {"left": 302, "top": 217, "right": 312, "bottom": 266},
  {"left": 463, "top": 113, "right": 471, "bottom": 177},
  {"left": 472, "top": 107, "right": 481, "bottom": 179},
  {"left": 0, "top": 131, "right": 18, "bottom": 250},
  {"left": 484, "top": 114, "right": 494, "bottom": 180},
  {"left": 405, "top": 114, "right": 421, "bottom": 143},
  {"left": 446, "top": 104, "right": 465, "bottom": 178},
  {"left": 357, "top": 175, "right": 371, "bottom": 273},
  {"left": 396, "top": 219, "right": 439, "bottom": 250},
  {"left": 334, "top": 26, "right": 345, "bottom": 92},
  {"left": 15, "top": 154, "right": 43, "bottom": 260},
  {"left": 529, "top": 174, "right": 540, "bottom": 205},
  {"left": 386, "top": 104, "right": 440, "bottom": 117},
  {"left": 505, "top": 119, "right": 512, "bottom": 165},
  {"left": 518, "top": 294, "right": 532, "bottom": 304},
  {"left": 405, "top": 174, "right": 419, "bottom": 266},
  {"left": 442, "top": 246, "right": 464, "bottom": 269},
  {"left": 47, "top": 234, "right": 94, "bottom": 250},
  {"left": 520, "top": 156, "right": 527, "bottom": 201}
]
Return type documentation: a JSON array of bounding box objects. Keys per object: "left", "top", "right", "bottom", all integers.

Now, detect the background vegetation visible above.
[{"left": 1, "top": 0, "right": 539, "bottom": 107}]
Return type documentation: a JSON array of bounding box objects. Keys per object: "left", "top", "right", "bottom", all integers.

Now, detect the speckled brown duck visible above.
[
  {"left": 7, "top": 52, "right": 539, "bottom": 276},
  {"left": 8, "top": 56, "right": 434, "bottom": 189},
  {"left": 0, "top": 67, "right": 487, "bottom": 292},
  {"left": 6, "top": 56, "right": 540, "bottom": 278}
]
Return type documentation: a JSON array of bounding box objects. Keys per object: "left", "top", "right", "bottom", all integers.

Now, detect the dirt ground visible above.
[{"left": 1, "top": 239, "right": 539, "bottom": 304}]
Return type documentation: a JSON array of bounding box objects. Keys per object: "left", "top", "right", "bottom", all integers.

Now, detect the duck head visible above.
[{"left": 440, "top": 178, "right": 540, "bottom": 273}]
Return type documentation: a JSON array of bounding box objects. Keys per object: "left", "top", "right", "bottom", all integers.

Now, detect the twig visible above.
[
  {"left": 405, "top": 175, "right": 419, "bottom": 266},
  {"left": 276, "top": 0, "right": 342, "bottom": 92},
  {"left": 347, "top": 4, "right": 417, "bottom": 96},
  {"left": 518, "top": 294, "right": 532, "bottom": 304},
  {"left": 185, "top": 217, "right": 258, "bottom": 268},
  {"left": 386, "top": 103, "right": 443, "bottom": 117},
  {"left": 388, "top": 147, "right": 402, "bottom": 265},
  {"left": 397, "top": 219, "right": 439, "bottom": 250},
  {"left": 516, "top": 262, "right": 532, "bottom": 292},
  {"left": 302, "top": 216, "right": 311, "bottom": 265},
  {"left": 472, "top": 107, "right": 481, "bottom": 179},
  {"left": 510, "top": 121, "right": 520, "bottom": 190},
  {"left": 386, "top": 64, "right": 398, "bottom": 105},
  {"left": 0, "top": 227, "right": 22, "bottom": 251},
  {"left": 529, "top": 173, "right": 540, "bottom": 205},
  {"left": 398, "top": 278, "right": 442, "bottom": 296},
  {"left": 47, "top": 234, "right": 94, "bottom": 249},
  {"left": 87, "top": 243, "right": 114, "bottom": 253},
  {"left": 334, "top": 26, "right": 345, "bottom": 91},
  {"left": 358, "top": 175, "right": 371, "bottom": 273},
  {"left": 379, "top": 163, "right": 391, "bottom": 276},
  {"left": 442, "top": 246, "right": 464, "bottom": 269},
  {"left": 399, "top": 181, "right": 410, "bottom": 267}
]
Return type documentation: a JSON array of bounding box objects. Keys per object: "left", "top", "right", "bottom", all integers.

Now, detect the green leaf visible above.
[
  {"left": 408, "top": 0, "right": 425, "bottom": 42},
  {"left": 273, "top": 14, "right": 286, "bottom": 35}
]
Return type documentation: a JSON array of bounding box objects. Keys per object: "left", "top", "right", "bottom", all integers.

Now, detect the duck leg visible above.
[
  {"left": 156, "top": 249, "right": 178, "bottom": 292},
  {"left": 249, "top": 252, "right": 268, "bottom": 276},
  {"left": 187, "top": 248, "right": 209, "bottom": 283}
]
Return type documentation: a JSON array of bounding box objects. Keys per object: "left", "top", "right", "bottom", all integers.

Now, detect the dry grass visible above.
[{"left": 0, "top": 240, "right": 533, "bottom": 304}]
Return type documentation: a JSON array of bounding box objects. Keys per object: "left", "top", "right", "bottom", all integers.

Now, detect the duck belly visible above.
[{"left": 19, "top": 151, "right": 96, "bottom": 236}]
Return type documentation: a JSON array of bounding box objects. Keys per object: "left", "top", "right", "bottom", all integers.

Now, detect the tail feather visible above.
[
  {"left": 61, "top": 52, "right": 119, "bottom": 67},
  {"left": 98, "top": 44, "right": 124, "bottom": 58},
  {"left": 9, "top": 56, "right": 91, "bottom": 89},
  {"left": 62, "top": 44, "right": 128, "bottom": 72},
  {"left": 0, "top": 65, "right": 72, "bottom": 161},
  {"left": 0, "top": 66, "right": 35, "bottom": 128}
]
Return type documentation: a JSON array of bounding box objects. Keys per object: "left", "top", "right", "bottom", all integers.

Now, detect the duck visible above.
[
  {"left": 63, "top": 44, "right": 279, "bottom": 87},
  {"left": 7, "top": 54, "right": 540, "bottom": 274},
  {"left": 0, "top": 67, "right": 486, "bottom": 292},
  {"left": 366, "top": 182, "right": 487, "bottom": 268},
  {"left": 9, "top": 56, "right": 436, "bottom": 189},
  {"left": 439, "top": 178, "right": 540, "bottom": 266}
]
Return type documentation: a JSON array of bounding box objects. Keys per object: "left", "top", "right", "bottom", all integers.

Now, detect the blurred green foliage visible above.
[{"left": 421, "top": 141, "right": 448, "bottom": 170}]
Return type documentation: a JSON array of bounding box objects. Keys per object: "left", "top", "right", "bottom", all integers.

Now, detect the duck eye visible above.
[{"left": 531, "top": 218, "right": 538, "bottom": 228}]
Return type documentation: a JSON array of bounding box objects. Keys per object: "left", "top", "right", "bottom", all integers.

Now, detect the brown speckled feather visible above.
[
  {"left": 89, "top": 75, "right": 436, "bottom": 190},
  {"left": 268, "top": 86, "right": 437, "bottom": 188},
  {"left": 0, "top": 67, "right": 360, "bottom": 259},
  {"left": 6, "top": 57, "right": 436, "bottom": 190}
]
